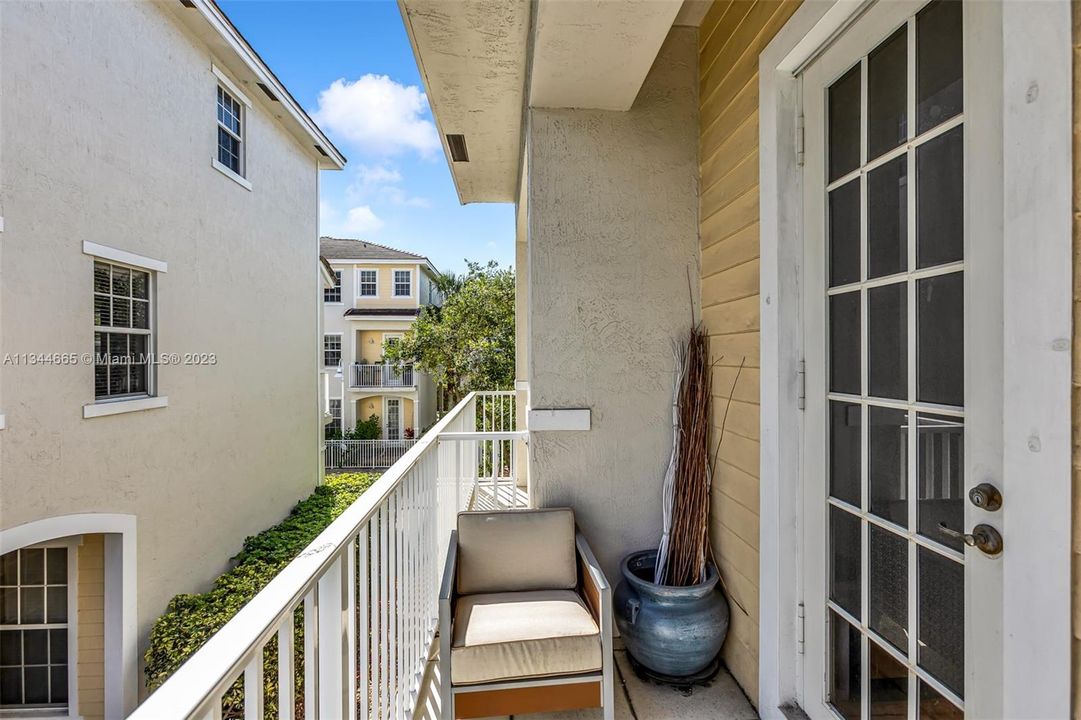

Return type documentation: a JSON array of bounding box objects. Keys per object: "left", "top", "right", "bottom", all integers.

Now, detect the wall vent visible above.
[
  {"left": 314, "top": 145, "right": 329, "bottom": 158},
  {"left": 179, "top": 0, "right": 197, "bottom": 7},
  {"left": 257, "top": 82, "right": 279, "bottom": 102},
  {"left": 446, "top": 134, "right": 469, "bottom": 162}
]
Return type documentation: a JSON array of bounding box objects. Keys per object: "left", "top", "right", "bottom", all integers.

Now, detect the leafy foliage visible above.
[
  {"left": 384, "top": 260, "right": 514, "bottom": 406},
  {"left": 325, "top": 413, "right": 381, "bottom": 441},
  {"left": 144, "top": 473, "right": 378, "bottom": 717}
]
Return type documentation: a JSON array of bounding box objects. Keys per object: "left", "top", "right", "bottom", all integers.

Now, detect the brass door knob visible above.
[
  {"left": 968, "top": 483, "right": 1003, "bottom": 511},
  {"left": 938, "top": 523, "right": 1004, "bottom": 556}
]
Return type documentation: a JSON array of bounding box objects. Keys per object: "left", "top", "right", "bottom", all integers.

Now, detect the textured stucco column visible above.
[{"left": 525, "top": 26, "right": 699, "bottom": 582}]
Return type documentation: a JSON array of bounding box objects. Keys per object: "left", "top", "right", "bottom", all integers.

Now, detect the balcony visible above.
[
  {"left": 350, "top": 363, "right": 415, "bottom": 389},
  {"left": 130, "top": 390, "right": 745, "bottom": 720}
]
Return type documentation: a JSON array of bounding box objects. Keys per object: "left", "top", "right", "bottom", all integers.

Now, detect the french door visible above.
[
  {"left": 801, "top": 2, "right": 1004, "bottom": 718},
  {"left": 385, "top": 398, "right": 402, "bottom": 440}
]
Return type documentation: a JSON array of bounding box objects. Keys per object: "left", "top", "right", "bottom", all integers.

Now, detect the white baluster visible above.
[
  {"left": 244, "top": 649, "right": 264, "bottom": 720},
  {"left": 358, "top": 526, "right": 369, "bottom": 720},
  {"left": 278, "top": 613, "right": 295, "bottom": 720},
  {"left": 380, "top": 504, "right": 390, "bottom": 720},
  {"left": 317, "top": 553, "right": 345, "bottom": 718},
  {"left": 347, "top": 540, "right": 358, "bottom": 720},
  {"left": 304, "top": 588, "right": 319, "bottom": 720}
]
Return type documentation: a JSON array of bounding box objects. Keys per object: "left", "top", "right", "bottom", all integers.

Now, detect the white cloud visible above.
[
  {"left": 342, "top": 206, "right": 384, "bottom": 235},
  {"left": 320, "top": 201, "right": 384, "bottom": 237},
  {"left": 346, "top": 163, "right": 430, "bottom": 209},
  {"left": 358, "top": 164, "right": 402, "bottom": 185},
  {"left": 312, "top": 74, "right": 440, "bottom": 156}
]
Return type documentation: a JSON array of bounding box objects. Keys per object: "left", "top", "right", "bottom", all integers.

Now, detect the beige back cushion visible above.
[{"left": 457, "top": 509, "right": 577, "bottom": 594}]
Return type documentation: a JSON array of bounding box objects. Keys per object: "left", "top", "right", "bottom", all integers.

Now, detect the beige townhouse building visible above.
[
  {"left": 320, "top": 238, "right": 439, "bottom": 451},
  {"left": 0, "top": 1, "right": 343, "bottom": 716}
]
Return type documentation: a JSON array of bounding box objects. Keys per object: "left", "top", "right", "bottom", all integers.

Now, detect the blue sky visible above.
[{"left": 219, "top": 0, "right": 514, "bottom": 275}]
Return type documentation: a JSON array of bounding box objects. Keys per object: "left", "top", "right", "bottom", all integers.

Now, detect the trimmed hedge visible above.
[{"left": 144, "top": 472, "right": 378, "bottom": 717}]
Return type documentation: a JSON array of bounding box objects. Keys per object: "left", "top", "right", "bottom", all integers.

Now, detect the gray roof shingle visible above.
[{"left": 320, "top": 237, "right": 426, "bottom": 262}]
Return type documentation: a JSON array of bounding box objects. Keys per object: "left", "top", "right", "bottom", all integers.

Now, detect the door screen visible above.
[{"left": 823, "top": 1, "right": 965, "bottom": 717}]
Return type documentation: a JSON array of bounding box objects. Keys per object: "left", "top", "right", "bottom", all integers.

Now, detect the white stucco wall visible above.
[
  {"left": 0, "top": 1, "right": 324, "bottom": 690},
  {"left": 525, "top": 27, "right": 699, "bottom": 581}
]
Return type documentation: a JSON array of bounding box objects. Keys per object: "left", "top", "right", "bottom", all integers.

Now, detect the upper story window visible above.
[
  {"left": 324, "top": 271, "right": 342, "bottom": 303},
  {"left": 358, "top": 270, "right": 377, "bottom": 298},
  {"left": 394, "top": 270, "right": 412, "bottom": 297},
  {"left": 323, "top": 334, "right": 341, "bottom": 368},
  {"left": 216, "top": 85, "right": 243, "bottom": 176},
  {"left": 94, "top": 261, "right": 153, "bottom": 400},
  {"left": 0, "top": 546, "right": 73, "bottom": 710}
]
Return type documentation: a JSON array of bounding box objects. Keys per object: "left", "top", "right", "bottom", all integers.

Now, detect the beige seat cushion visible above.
[
  {"left": 451, "top": 590, "right": 601, "bottom": 685},
  {"left": 457, "top": 509, "right": 577, "bottom": 594}
]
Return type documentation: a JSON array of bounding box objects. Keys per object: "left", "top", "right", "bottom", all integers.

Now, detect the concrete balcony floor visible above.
[{"left": 415, "top": 646, "right": 758, "bottom": 720}]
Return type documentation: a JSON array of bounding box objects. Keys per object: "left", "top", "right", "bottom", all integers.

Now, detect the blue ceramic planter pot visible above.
[{"left": 614, "top": 549, "right": 730, "bottom": 677}]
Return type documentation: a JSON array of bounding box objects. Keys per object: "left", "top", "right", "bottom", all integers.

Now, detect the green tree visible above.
[{"left": 384, "top": 260, "right": 514, "bottom": 410}]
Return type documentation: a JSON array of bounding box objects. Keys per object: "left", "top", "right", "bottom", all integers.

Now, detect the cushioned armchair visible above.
[{"left": 439, "top": 508, "right": 615, "bottom": 719}]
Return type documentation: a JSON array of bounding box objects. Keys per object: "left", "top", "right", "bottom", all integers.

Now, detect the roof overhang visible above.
[
  {"left": 165, "top": 0, "right": 346, "bottom": 170},
  {"left": 398, "top": 0, "right": 530, "bottom": 203},
  {"left": 399, "top": 0, "right": 698, "bottom": 204},
  {"left": 319, "top": 257, "right": 337, "bottom": 288},
  {"left": 325, "top": 257, "right": 441, "bottom": 277}
]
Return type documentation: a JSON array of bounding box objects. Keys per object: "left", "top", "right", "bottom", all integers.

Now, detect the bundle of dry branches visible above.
[{"left": 657, "top": 324, "right": 713, "bottom": 587}]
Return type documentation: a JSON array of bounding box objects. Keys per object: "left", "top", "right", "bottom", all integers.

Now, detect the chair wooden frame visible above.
[{"left": 439, "top": 527, "right": 615, "bottom": 719}]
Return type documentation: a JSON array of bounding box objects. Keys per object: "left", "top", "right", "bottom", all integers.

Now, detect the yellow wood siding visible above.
[
  {"left": 77, "top": 534, "right": 105, "bottom": 720},
  {"left": 698, "top": 0, "right": 801, "bottom": 705}
]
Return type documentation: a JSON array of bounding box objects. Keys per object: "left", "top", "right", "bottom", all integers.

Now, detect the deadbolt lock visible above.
[
  {"left": 968, "top": 483, "right": 1003, "bottom": 511},
  {"left": 938, "top": 522, "right": 1004, "bottom": 557}
]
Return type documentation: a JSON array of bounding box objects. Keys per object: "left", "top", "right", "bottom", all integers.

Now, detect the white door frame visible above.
[{"left": 758, "top": 1, "right": 1072, "bottom": 718}]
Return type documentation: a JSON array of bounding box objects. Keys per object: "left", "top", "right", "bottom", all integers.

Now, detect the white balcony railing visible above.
[
  {"left": 325, "top": 439, "right": 419, "bottom": 470},
  {"left": 129, "top": 391, "right": 525, "bottom": 720},
  {"left": 350, "top": 363, "right": 415, "bottom": 389}
]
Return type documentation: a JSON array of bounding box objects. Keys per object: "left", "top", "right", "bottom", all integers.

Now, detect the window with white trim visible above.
[
  {"left": 358, "top": 270, "right": 377, "bottom": 298},
  {"left": 324, "top": 271, "right": 342, "bottom": 303},
  {"left": 393, "top": 270, "right": 411, "bottom": 297},
  {"left": 94, "top": 261, "right": 153, "bottom": 401},
  {"left": 323, "top": 335, "right": 341, "bottom": 368},
  {"left": 216, "top": 86, "right": 243, "bottom": 175},
  {"left": 326, "top": 399, "right": 342, "bottom": 438},
  {"left": 0, "top": 547, "right": 72, "bottom": 710}
]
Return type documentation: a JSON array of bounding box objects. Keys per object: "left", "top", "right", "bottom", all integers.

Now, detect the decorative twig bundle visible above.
[{"left": 655, "top": 324, "right": 713, "bottom": 586}]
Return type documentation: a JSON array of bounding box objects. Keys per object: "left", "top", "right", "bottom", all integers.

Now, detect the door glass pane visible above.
[
  {"left": 917, "top": 414, "right": 965, "bottom": 551},
  {"left": 868, "top": 156, "right": 907, "bottom": 279},
  {"left": 830, "top": 179, "right": 861, "bottom": 287},
  {"left": 869, "top": 524, "right": 908, "bottom": 653},
  {"left": 868, "top": 26, "right": 908, "bottom": 160},
  {"left": 869, "top": 406, "right": 908, "bottom": 526},
  {"left": 830, "top": 401, "right": 862, "bottom": 506},
  {"left": 829, "top": 65, "right": 862, "bottom": 182},
  {"left": 870, "top": 641, "right": 909, "bottom": 718},
  {"left": 919, "top": 681, "right": 963, "bottom": 719},
  {"left": 916, "top": 0, "right": 963, "bottom": 135},
  {"left": 830, "top": 292, "right": 861, "bottom": 394},
  {"left": 830, "top": 609, "right": 862, "bottom": 720},
  {"left": 917, "top": 273, "right": 964, "bottom": 406},
  {"left": 916, "top": 126, "right": 964, "bottom": 268},
  {"left": 868, "top": 283, "right": 907, "bottom": 400},
  {"left": 830, "top": 506, "right": 861, "bottom": 618},
  {"left": 918, "top": 548, "right": 964, "bottom": 697}
]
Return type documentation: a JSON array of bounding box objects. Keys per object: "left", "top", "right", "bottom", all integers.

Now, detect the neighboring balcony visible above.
[{"left": 350, "top": 362, "right": 415, "bottom": 389}]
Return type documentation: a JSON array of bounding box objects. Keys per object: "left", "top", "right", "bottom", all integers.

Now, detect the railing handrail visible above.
[
  {"left": 350, "top": 362, "right": 413, "bottom": 368},
  {"left": 439, "top": 430, "right": 526, "bottom": 442},
  {"left": 130, "top": 391, "right": 482, "bottom": 718}
]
